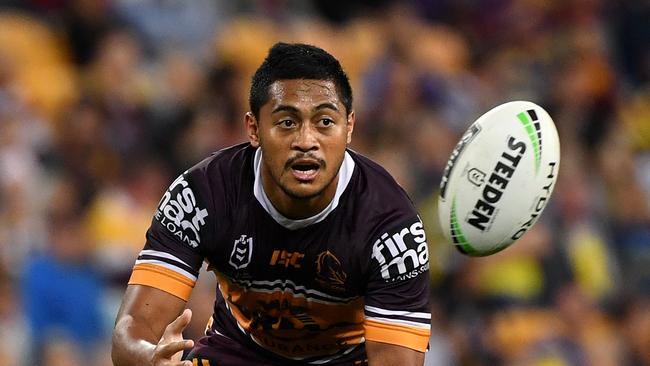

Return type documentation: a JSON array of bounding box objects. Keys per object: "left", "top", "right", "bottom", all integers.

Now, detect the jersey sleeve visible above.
[
  {"left": 363, "top": 216, "right": 431, "bottom": 352},
  {"left": 128, "top": 168, "right": 213, "bottom": 301}
]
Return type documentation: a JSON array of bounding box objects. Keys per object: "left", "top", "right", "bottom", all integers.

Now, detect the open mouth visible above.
[{"left": 290, "top": 160, "right": 321, "bottom": 182}]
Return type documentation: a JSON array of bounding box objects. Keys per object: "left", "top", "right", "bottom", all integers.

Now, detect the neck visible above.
[{"left": 261, "top": 171, "right": 339, "bottom": 220}]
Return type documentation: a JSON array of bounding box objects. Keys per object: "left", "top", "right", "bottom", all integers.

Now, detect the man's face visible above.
[{"left": 246, "top": 79, "right": 354, "bottom": 205}]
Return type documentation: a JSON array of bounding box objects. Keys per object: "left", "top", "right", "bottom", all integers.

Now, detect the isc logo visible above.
[
  {"left": 270, "top": 250, "right": 305, "bottom": 269},
  {"left": 371, "top": 220, "right": 429, "bottom": 282}
]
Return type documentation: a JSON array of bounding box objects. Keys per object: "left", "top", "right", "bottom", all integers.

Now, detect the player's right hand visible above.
[{"left": 151, "top": 309, "right": 195, "bottom": 366}]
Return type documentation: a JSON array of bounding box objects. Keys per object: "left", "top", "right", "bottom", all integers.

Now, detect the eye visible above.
[
  {"left": 318, "top": 118, "right": 334, "bottom": 127},
  {"left": 278, "top": 119, "right": 296, "bottom": 129}
]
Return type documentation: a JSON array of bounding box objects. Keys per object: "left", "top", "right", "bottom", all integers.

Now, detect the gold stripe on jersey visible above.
[
  {"left": 190, "top": 358, "right": 212, "bottom": 366},
  {"left": 129, "top": 263, "right": 196, "bottom": 301},
  {"left": 363, "top": 318, "right": 430, "bottom": 352}
]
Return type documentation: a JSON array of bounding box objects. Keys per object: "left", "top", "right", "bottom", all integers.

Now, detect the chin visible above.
[
  {"left": 285, "top": 187, "right": 323, "bottom": 200},
  {"left": 281, "top": 182, "right": 326, "bottom": 200}
]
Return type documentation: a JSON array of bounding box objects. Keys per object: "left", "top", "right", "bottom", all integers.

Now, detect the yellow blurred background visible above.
[{"left": 0, "top": 1, "right": 648, "bottom": 365}]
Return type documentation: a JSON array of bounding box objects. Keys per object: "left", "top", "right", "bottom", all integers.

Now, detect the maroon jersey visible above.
[{"left": 129, "top": 143, "right": 431, "bottom": 365}]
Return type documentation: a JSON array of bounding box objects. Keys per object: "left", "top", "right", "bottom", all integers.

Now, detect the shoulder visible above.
[
  {"left": 347, "top": 149, "right": 416, "bottom": 218},
  {"left": 346, "top": 152, "right": 429, "bottom": 296},
  {"left": 181, "top": 143, "right": 255, "bottom": 200},
  {"left": 155, "top": 143, "right": 254, "bottom": 247},
  {"left": 188, "top": 142, "right": 255, "bottom": 180}
]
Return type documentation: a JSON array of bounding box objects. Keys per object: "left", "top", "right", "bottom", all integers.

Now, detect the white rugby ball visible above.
[{"left": 438, "top": 101, "right": 560, "bottom": 256}]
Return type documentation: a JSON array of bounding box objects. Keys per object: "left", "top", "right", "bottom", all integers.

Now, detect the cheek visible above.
[
  {"left": 323, "top": 140, "right": 347, "bottom": 166},
  {"left": 326, "top": 132, "right": 349, "bottom": 151},
  {"left": 261, "top": 144, "right": 287, "bottom": 172},
  {"left": 259, "top": 131, "right": 284, "bottom": 154},
  {"left": 264, "top": 130, "right": 292, "bottom": 149}
]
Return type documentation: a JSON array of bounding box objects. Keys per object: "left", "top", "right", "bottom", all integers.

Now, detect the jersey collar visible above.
[{"left": 253, "top": 148, "right": 355, "bottom": 230}]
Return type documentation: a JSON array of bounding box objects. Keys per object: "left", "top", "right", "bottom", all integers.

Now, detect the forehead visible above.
[{"left": 266, "top": 79, "right": 341, "bottom": 109}]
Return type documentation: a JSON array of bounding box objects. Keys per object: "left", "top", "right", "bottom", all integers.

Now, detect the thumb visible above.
[{"left": 166, "top": 308, "right": 193, "bottom": 336}]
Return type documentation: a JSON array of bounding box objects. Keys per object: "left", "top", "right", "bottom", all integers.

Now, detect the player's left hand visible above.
[{"left": 152, "top": 308, "right": 195, "bottom": 366}]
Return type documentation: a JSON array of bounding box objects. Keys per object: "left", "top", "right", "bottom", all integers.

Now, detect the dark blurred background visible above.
[{"left": 0, "top": 0, "right": 648, "bottom": 365}]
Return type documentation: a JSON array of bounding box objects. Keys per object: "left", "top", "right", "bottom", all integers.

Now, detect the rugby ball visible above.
[{"left": 438, "top": 101, "right": 560, "bottom": 256}]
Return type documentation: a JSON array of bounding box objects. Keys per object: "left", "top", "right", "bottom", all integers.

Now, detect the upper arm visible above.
[
  {"left": 113, "top": 165, "right": 220, "bottom": 366},
  {"left": 364, "top": 216, "right": 431, "bottom": 353},
  {"left": 365, "top": 340, "right": 424, "bottom": 366},
  {"left": 128, "top": 170, "right": 212, "bottom": 301},
  {"left": 115, "top": 169, "right": 213, "bottom": 335}
]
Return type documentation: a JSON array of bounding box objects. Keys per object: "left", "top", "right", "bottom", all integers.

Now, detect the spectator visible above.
[
  {"left": 22, "top": 209, "right": 107, "bottom": 365},
  {"left": 0, "top": 265, "right": 29, "bottom": 366},
  {"left": 0, "top": 1, "right": 648, "bottom": 364}
]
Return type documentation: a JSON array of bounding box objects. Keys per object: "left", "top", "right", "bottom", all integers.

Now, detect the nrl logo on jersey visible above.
[
  {"left": 156, "top": 173, "right": 208, "bottom": 248},
  {"left": 371, "top": 219, "right": 429, "bottom": 283},
  {"left": 229, "top": 235, "right": 253, "bottom": 269}
]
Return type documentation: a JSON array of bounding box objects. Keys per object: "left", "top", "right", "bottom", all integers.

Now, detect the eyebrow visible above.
[
  {"left": 314, "top": 102, "right": 339, "bottom": 112},
  {"left": 271, "top": 102, "right": 339, "bottom": 114}
]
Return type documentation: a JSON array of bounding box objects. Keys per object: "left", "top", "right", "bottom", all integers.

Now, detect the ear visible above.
[
  {"left": 346, "top": 111, "right": 355, "bottom": 145},
  {"left": 245, "top": 112, "right": 260, "bottom": 147}
]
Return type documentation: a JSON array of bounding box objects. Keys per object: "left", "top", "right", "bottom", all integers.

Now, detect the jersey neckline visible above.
[{"left": 253, "top": 148, "right": 355, "bottom": 230}]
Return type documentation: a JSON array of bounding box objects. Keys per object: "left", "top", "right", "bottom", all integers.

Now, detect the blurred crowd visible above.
[{"left": 0, "top": 0, "right": 648, "bottom": 365}]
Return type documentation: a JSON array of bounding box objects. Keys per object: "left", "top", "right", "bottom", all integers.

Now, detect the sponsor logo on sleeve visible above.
[
  {"left": 371, "top": 219, "right": 429, "bottom": 283},
  {"left": 155, "top": 173, "right": 208, "bottom": 248}
]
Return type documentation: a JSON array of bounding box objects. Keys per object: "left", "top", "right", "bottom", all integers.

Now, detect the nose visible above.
[{"left": 291, "top": 122, "right": 319, "bottom": 152}]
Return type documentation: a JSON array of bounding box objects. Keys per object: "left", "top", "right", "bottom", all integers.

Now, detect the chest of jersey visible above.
[
  {"left": 203, "top": 201, "right": 370, "bottom": 356},
  {"left": 208, "top": 202, "right": 364, "bottom": 300}
]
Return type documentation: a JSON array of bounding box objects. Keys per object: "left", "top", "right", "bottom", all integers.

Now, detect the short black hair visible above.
[{"left": 249, "top": 42, "right": 353, "bottom": 119}]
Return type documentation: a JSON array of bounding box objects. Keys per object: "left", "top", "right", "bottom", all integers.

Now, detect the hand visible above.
[{"left": 151, "top": 309, "right": 195, "bottom": 366}]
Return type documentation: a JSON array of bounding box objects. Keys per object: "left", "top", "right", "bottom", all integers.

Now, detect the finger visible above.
[
  {"left": 166, "top": 309, "right": 193, "bottom": 335},
  {"left": 167, "top": 360, "right": 193, "bottom": 366},
  {"left": 157, "top": 339, "right": 195, "bottom": 358},
  {"left": 169, "top": 360, "right": 193, "bottom": 366}
]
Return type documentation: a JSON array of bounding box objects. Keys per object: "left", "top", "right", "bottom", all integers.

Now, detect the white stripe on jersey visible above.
[
  {"left": 304, "top": 343, "right": 361, "bottom": 365},
  {"left": 364, "top": 305, "right": 431, "bottom": 319},
  {"left": 218, "top": 282, "right": 246, "bottom": 336},
  {"left": 134, "top": 259, "right": 198, "bottom": 282},
  {"left": 139, "top": 249, "right": 193, "bottom": 268},
  {"left": 211, "top": 327, "right": 232, "bottom": 340},
  {"left": 229, "top": 277, "right": 358, "bottom": 303},
  {"left": 364, "top": 316, "right": 431, "bottom": 330},
  {"left": 235, "top": 285, "right": 358, "bottom": 306},
  {"left": 248, "top": 278, "right": 358, "bottom": 302}
]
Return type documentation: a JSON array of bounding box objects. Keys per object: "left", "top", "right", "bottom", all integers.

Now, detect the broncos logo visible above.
[{"left": 315, "top": 251, "right": 347, "bottom": 288}]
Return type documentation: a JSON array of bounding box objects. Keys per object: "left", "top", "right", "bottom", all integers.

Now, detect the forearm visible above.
[
  {"left": 112, "top": 285, "right": 191, "bottom": 366},
  {"left": 365, "top": 341, "right": 424, "bottom": 366},
  {"left": 111, "top": 315, "right": 158, "bottom": 366}
]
